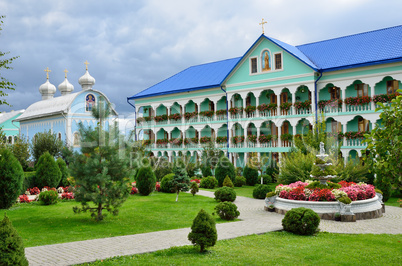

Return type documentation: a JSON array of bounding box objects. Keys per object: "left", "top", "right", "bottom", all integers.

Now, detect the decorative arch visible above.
[{"left": 261, "top": 49, "right": 271, "bottom": 71}]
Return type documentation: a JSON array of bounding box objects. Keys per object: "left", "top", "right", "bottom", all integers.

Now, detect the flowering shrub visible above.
[
  {"left": 216, "top": 136, "right": 227, "bottom": 143},
  {"left": 344, "top": 95, "right": 371, "bottom": 106},
  {"left": 199, "top": 110, "right": 214, "bottom": 117},
  {"left": 130, "top": 187, "right": 138, "bottom": 194},
  {"left": 229, "top": 107, "right": 243, "bottom": 115},
  {"left": 155, "top": 183, "right": 161, "bottom": 192},
  {"left": 190, "top": 179, "right": 201, "bottom": 184},
  {"left": 215, "top": 109, "right": 226, "bottom": 116},
  {"left": 57, "top": 187, "right": 64, "bottom": 193},
  {"left": 294, "top": 100, "right": 311, "bottom": 110},
  {"left": 28, "top": 187, "right": 40, "bottom": 195},
  {"left": 61, "top": 192, "right": 74, "bottom": 200},
  {"left": 280, "top": 102, "right": 292, "bottom": 111},
  {"left": 247, "top": 135, "right": 257, "bottom": 143},
  {"left": 18, "top": 194, "right": 31, "bottom": 203},
  {"left": 258, "top": 134, "right": 272, "bottom": 143}
]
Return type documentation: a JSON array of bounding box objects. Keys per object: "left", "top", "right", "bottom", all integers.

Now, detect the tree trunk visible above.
[
  {"left": 176, "top": 192, "right": 179, "bottom": 202},
  {"left": 97, "top": 203, "right": 103, "bottom": 220}
]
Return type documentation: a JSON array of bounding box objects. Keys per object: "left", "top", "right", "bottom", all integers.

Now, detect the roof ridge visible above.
[
  {"left": 188, "top": 57, "right": 241, "bottom": 68},
  {"left": 297, "top": 24, "right": 402, "bottom": 47}
]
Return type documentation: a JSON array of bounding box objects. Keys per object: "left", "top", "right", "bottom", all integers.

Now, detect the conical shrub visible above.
[
  {"left": 35, "top": 152, "right": 61, "bottom": 189},
  {"left": 136, "top": 166, "right": 156, "bottom": 196},
  {"left": 188, "top": 209, "right": 217, "bottom": 252},
  {"left": 0, "top": 148, "right": 24, "bottom": 209}
]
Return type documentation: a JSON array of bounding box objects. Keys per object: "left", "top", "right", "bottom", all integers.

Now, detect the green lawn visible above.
[
  {"left": 86, "top": 231, "right": 402, "bottom": 265},
  {"left": 200, "top": 183, "right": 279, "bottom": 198},
  {"left": 385, "top": 197, "right": 402, "bottom": 207},
  {"left": 0, "top": 192, "right": 225, "bottom": 247}
]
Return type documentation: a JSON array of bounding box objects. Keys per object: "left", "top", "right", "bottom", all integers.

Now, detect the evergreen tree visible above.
[
  {"left": 56, "top": 157, "right": 70, "bottom": 187},
  {"left": 215, "top": 156, "right": 235, "bottom": 187},
  {"left": 136, "top": 165, "right": 156, "bottom": 196},
  {"left": 170, "top": 160, "right": 190, "bottom": 202},
  {"left": 188, "top": 209, "right": 217, "bottom": 252},
  {"left": 0, "top": 148, "right": 24, "bottom": 209},
  {"left": 190, "top": 181, "right": 199, "bottom": 196},
  {"left": 0, "top": 213, "right": 28, "bottom": 266},
  {"left": 30, "top": 130, "right": 63, "bottom": 164},
  {"left": 35, "top": 152, "right": 62, "bottom": 189},
  {"left": 10, "top": 136, "right": 30, "bottom": 171}
]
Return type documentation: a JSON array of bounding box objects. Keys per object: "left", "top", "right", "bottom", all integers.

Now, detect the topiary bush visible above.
[
  {"left": 214, "top": 202, "right": 240, "bottom": 220},
  {"left": 282, "top": 207, "right": 320, "bottom": 235},
  {"left": 38, "top": 190, "right": 58, "bottom": 205},
  {"left": 188, "top": 209, "right": 217, "bottom": 252},
  {"left": 190, "top": 182, "right": 199, "bottom": 196},
  {"left": 160, "top": 173, "right": 175, "bottom": 193},
  {"left": 222, "top": 176, "right": 234, "bottom": 188},
  {"left": 338, "top": 196, "right": 352, "bottom": 204},
  {"left": 214, "top": 187, "right": 236, "bottom": 202},
  {"left": 199, "top": 176, "right": 218, "bottom": 189},
  {"left": 0, "top": 214, "right": 29, "bottom": 265},
  {"left": 266, "top": 191, "right": 276, "bottom": 198},
  {"left": 57, "top": 157, "right": 70, "bottom": 187},
  {"left": 305, "top": 181, "right": 341, "bottom": 190},
  {"left": 243, "top": 165, "right": 259, "bottom": 186},
  {"left": 214, "top": 157, "right": 235, "bottom": 187},
  {"left": 253, "top": 184, "right": 272, "bottom": 199},
  {"left": 234, "top": 176, "right": 246, "bottom": 187},
  {"left": 136, "top": 166, "right": 157, "bottom": 196},
  {"left": 35, "top": 152, "right": 62, "bottom": 189},
  {"left": 0, "top": 148, "right": 24, "bottom": 209}
]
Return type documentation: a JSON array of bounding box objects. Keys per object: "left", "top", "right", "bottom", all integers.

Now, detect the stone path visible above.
[{"left": 25, "top": 190, "right": 402, "bottom": 265}]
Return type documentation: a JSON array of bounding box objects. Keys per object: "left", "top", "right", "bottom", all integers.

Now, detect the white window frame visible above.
[
  {"left": 249, "top": 56, "right": 258, "bottom": 75},
  {"left": 273, "top": 52, "right": 283, "bottom": 70}
]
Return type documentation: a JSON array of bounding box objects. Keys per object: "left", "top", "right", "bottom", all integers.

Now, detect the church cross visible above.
[
  {"left": 84, "top": 60, "right": 89, "bottom": 71},
  {"left": 64, "top": 69, "right": 68, "bottom": 78},
  {"left": 259, "top": 18, "right": 267, "bottom": 34},
  {"left": 44, "top": 67, "right": 51, "bottom": 80}
]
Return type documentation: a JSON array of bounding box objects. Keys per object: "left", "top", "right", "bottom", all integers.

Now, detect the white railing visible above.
[
  {"left": 259, "top": 110, "right": 276, "bottom": 117},
  {"left": 346, "top": 103, "right": 371, "bottom": 112},
  {"left": 346, "top": 139, "right": 367, "bottom": 147},
  {"left": 295, "top": 108, "right": 312, "bottom": 115}
]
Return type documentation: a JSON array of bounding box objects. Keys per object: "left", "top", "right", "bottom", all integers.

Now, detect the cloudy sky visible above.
[{"left": 1, "top": 0, "right": 401, "bottom": 117}]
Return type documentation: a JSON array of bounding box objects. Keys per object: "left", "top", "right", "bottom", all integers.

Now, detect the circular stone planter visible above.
[{"left": 265, "top": 195, "right": 383, "bottom": 220}]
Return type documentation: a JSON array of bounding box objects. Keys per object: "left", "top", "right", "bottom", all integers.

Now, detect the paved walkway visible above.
[{"left": 25, "top": 190, "right": 402, "bottom": 265}]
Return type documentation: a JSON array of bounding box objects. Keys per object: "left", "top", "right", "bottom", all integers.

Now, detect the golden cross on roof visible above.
[
  {"left": 84, "top": 60, "right": 89, "bottom": 71},
  {"left": 259, "top": 18, "right": 267, "bottom": 34},
  {"left": 64, "top": 69, "right": 68, "bottom": 78},
  {"left": 44, "top": 67, "right": 51, "bottom": 80}
]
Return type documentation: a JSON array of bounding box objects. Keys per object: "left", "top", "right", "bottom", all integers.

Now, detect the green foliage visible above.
[
  {"left": 253, "top": 184, "right": 272, "bottom": 199},
  {"left": 22, "top": 172, "right": 36, "bottom": 195},
  {"left": 136, "top": 166, "right": 157, "bottom": 196},
  {"left": 201, "top": 166, "right": 212, "bottom": 177},
  {"left": 10, "top": 136, "right": 30, "bottom": 171},
  {"left": 188, "top": 209, "right": 217, "bottom": 252},
  {"left": 170, "top": 160, "right": 191, "bottom": 202},
  {"left": 200, "top": 141, "right": 222, "bottom": 171},
  {"left": 215, "top": 156, "right": 235, "bottom": 187},
  {"left": 0, "top": 148, "right": 24, "bottom": 209},
  {"left": 199, "top": 176, "right": 218, "bottom": 189},
  {"left": 234, "top": 176, "right": 246, "bottom": 187},
  {"left": 375, "top": 178, "right": 392, "bottom": 202},
  {"left": 214, "top": 202, "right": 240, "bottom": 220},
  {"left": 0, "top": 213, "right": 28, "bottom": 266},
  {"left": 214, "top": 187, "right": 236, "bottom": 202},
  {"left": 153, "top": 158, "right": 172, "bottom": 181},
  {"left": 282, "top": 207, "right": 320, "bottom": 235},
  {"left": 305, "top": 181, "right": 341, "bottom": 190},
  {"left": 235, "top": 167, "right": 243, "bottom": 176},
  {"left": 261, "top": 174, "right": 272, "bottom": 184},
  {"left": 56, "top": 157, "right": 69, "bottom": 187},
  {"left": 338, "top": 196, "right": 352, "bottom": 205},
  {"left": 35, "top": 152, "right": 61, "bottom": 189},
  {"left": 222, "top": 176, "right": 234, "bottom": 188},
  {"left": 364, "top": 90, "right": 402, "bottom": 196},
  {"left": 38, "top": 190, "right": 58, "bottom": 205},
  {"left": 30, "top": 130, "right": 64, "bottom": 164},
  {"left": 266, "top": 191, "right": 276, "bottom": 198},
  {"left": 243, "top": 165, "right": 259, "bottom": 186},
  {"left": 186, "top": 162, "right": 198, "bottom": 178},
  {"left": 334, "top": 158, "right": 370, "bottom": 183},
  {"left": 190, "top": 182, "right": 199, "bottom": 196},
  {"left": 278, "top": 150, "right": 315, "bottom": 184},
  {"left": 160, "top": 173, "right": 175, "bottom": 193}
]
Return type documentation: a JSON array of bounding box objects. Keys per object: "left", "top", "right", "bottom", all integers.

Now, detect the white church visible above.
[{"left": 14, "top": 62, "right": 118, "bottom": 150}]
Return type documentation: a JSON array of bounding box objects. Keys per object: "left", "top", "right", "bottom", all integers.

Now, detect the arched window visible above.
[
  {"left": 58, "top": 132, "right": 62, "bottom": 140},
  {"left": 8, "top": 136, "right": 12, "bottom": 144},
  {"left": 73, "top": 132, "right": 80, "bottom": 147},
  {"left": 261, "top": 49, "right": 271, "bottom": 71},
  {"left": 86, "top": 94, "right": 96, "bottom": 112}
]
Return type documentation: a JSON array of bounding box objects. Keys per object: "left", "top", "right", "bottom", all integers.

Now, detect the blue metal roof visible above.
[
  {"left": 297, "top": 25, "right": 402, "bottom": 72},
  {"left": 128, "top": 57, "right": 240, "bottom": 100}
]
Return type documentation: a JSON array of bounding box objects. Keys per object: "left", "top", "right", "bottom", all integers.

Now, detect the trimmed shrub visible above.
[
  {"left": 190, "top": 182, "right": 199, "bottom": 196},
  {"left": 243, "top": 165, "right": 259, "bottom": 186},
  {"left": 253, "top": 184, "right": 272, "bottom": 199},
  {"left": 266, "top": 191, "right": 276, "bottom": 198},
  {"left": 305, "top": 181, "right": 341, "bottom": 190},
  {"left": 214, "top": 187, "right": 236, "bottom": 202},
  {"left": 38, "top": 190, "right": 58, "bottom": 205},
  {"left": 338, "top": 196, "right": 352, "bottom": 204},
  {"left": 282, "top": 207, "right": 320, "bottom": 235},
  {"left": 57, "top": 157, "right": 70, "bottom": 187},
  {"left": 199, "top": 176, "right": 218, "bottom": 189},
  {"left": 160, "top": 173, "right": 175, "bottom": 193},
  {"left": 261, "top": 174, "right": 272, "bottom": 184},
  {"left": 215, "top": 157, "right": 235, "bottom": 187},
  {"left": 188, "top": 209, "right": 217, "bottom": 252},
  {"left": 136, "top": 166, "right": 157, "bottom": 196},
  {"left": 0, "top": 148, "right": 24, "bottom": 209},
  {"left": 222, "top": 176, "right": 234, "bottom": 188},
  {"left": 234, "top": 176, "right": 246, "bottom": 187},
  {"left": 214, "top": 202, "right": 240, "bottom": 220},
  {"left": 0, "top": 214, "right": 29, "bottom": 265},
  {"left": 201, "top": 166, "right": 212, "bottom": 177},
  {"left": 35, "top": 152, "right": 62, "bottom": 189}
]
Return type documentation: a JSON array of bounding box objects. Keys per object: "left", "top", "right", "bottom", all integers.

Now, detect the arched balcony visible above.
[
  {"left": 259, "top": 121, "right": 278, "bottom": 147},
  {"left": 199, "top": 98, "right": 215, "bottom": 122},
  {"left": 184, "top": 100, "right": 198, "bottom": 123},
  {"left": 294, "top": 85, "right": 312, "bottom": 115},
  {"left": 216, "top": 96, "right": 227, "bottom": 121},
  {"left": 230, "top": 123, "right": 244, "bottom": 148},
  {"left": 246, "top": 123, "right": 257, "bottom": 147},
  {"left": 156, "top": 128, "right": 169, "bottom": 148},
  {"left": 258, "top": 90, "right": 277, "bottom": 117},
  {"left": 345, "top": 80, "right": 372, "bottom": 112},
  {"left": 345, "top": 115, "right": 371, "bottom": 147},
  {"left": 184, "top": 126, "right": 199, "bottom": 148},
  {"left": 245, "top": 92, "right": 257, "bottom": 118},
  {"left": 279, "top": 88, "right": 292, "bottom": 116},
  {"left": 216, "top": 124, "right": 228, "bottom": 148},
  {"left": 229, "top": 94, "right": 244, "bottom": 119},
  {"left": 318, "top": 83, "right": 342, "bottom": 113}
]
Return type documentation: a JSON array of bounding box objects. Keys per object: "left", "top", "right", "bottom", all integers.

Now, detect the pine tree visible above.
[
  {"left": 188, "top": 209, "right": 217, "bottom": 252},
  {"left": 170, "top": 160, "right": 190, "bottom": 202},
  {"left": 190, "top": 181, "right": 199, "bottom": 196},
  {"left": 35, "top": 152, "right": 61, "bottom": 189},
  {"left": 0, "top": 214, "right": 28, "bottom": 265},
  {"left": 0, "top": 148, "right": 24, "bottom": 209}
]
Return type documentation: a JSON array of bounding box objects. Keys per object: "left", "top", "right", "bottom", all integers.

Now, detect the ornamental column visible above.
[
  {"left": 276, "top": 93, "right": 281, "bottom": 116},
  {"left": 277, "top": 124, "right": 282, "bottom": 147}
]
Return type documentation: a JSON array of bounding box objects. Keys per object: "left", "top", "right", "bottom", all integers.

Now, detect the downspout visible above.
[
  {"left": 314, "top": 71, "right": 323, "bottom": 129},
  {"left": 220, "top": 86, "right": 230, "bottom": 158},
  {"left": 127, "top": 98, "right": 137, "bottom": 141}
]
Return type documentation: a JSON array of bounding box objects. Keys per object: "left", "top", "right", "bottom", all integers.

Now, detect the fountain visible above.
[{"left": 311, "top": 142, "right": 337, "bottom": 185}]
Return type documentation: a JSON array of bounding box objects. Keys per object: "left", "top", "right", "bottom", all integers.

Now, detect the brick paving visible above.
[{"left": 25, "top": 190, "right": 402, "bottom": 265}]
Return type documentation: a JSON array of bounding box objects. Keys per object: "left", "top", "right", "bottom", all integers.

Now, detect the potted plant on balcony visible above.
[
  {"left": 216, "top": 136, "right": 228, "bottom": 143},
  {"left": 258, "top": 134, "right": 272, "bottom": 143},
  {"left": 247, "top": 135, "right": 257, "bottom": 143},
  {"left": 144, "top": 116, "right": 152, "bottom": 121},
  {"left": 229, "top": 107, "right": 243, "bottom": 115},
  {"left": 231, "top": 136, "right": 245, "bottom": 144},
  {"left": 169, "top": 113, "right": 182, "bottom": 121},
  {"left": 199, "top": 110, "right": 214, "bottom": 117},
  {"left": 184, "top": 111, "right": 198, "bottom": 120},
  {"left": 200, "top": 136, "right": 212, "bottom": 144},
  {"left": 344, "top": 95, "right": 371, "bottom": 106},
  {"left": 215, "top": 109, "right": 226, "bottom": 116},
  {"left": 156, "top": 138, "right": 168, "bottom": 145},
  {"left": 137, "top": 117, "right": 145, "bottom": 123},
  {"left": 170, "top": 138, "right": 183, "bottom": 145},
  {"left": 280, "top": 102, "right": 292, "bottom": 111},
  {"left": 154, "top": 115, "right": 168, "bottom": 122},
  {"left": 244, "top": 105, "right": 256, "bottom": 114},
  {"left": 191, "top": 137, "right": 199, "bottom": 144},
  {"left": 142, "top": 139, "right": 152, "bottom": 146},
  {"left": 281, "top": 133, "right": 293, "bottom": 142}
]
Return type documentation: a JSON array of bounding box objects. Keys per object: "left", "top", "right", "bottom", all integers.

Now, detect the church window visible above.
[
  {"left": 250, "top": 57, "right": 258, "bottom": 74},
  {"left": 355, "top": 83, "right": 368, "bottom": 97},
  {"left": 86, "top": 94, "right": 96, "bottom": 112},
  {"left": 386, "top": 80, "right": 399, "bottom": 94},
  {"left": 261, "top": 50, "right": 271, "bottom": 71},
  {"left": 274, "top": 53, "right": 282, "bottom": 70},
  {"left": 73, "top": 132, "right": 80, "bottom": 147}
]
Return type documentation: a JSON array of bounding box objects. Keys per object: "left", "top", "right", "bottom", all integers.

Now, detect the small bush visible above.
[
  {"left": 338, "top": 196, "right": 352, "bottom": 204},
  {"left": 0, "top": 214, "right": 29, "bottom": 265},
  {"left": 265, "top": 166, "right": 279, "bottom": 183},
  {"left": 305, "top": 181, "right": 341, "bottom": 190},
  {"left": 375, "top": 180, "right": 392, "bottom": 202},
  {"left": 188, "top": 209, "right": 217, "bottom": 252},
  {"left": 35, "top": 152, "right": 62, "bottom": 189},
  {"left": 266, "top": 191, "right": 276, "bottom": 198},
  {"left": 282, "top": 207, "right": 320, "bottom": 235},
  {"left": 222, "top": 176, "right": 234, "bottom": 188},
  {"left": 0, "top": 148, "right": 24, "bottom": 209},
  {"left": 136, "top": 166, "right": 157, "bottom": 196},
  {"left": 234, "top": 176, "right": 246, "bottom": 187},
  {"left": 215, "top": 157, "right": 235, "bottom": 187},
  {"left": 160, "top": 173, "right": 175, "bottom": 193},
  {"left": 214, "top": 202, "right": 240, "bottom": 220},
  {"left": 199, "top": 176, "right": 218, "bottom": 189},
  {"left": 243, "top": 165, "right": 259, "bottom": 186},
  {"left": 261, "top": 174, "right": 272, "bottom": 184},
  {"left": 214, "top": 187, "right": 236, "bottom": 202},
  {"left": 190, "top": 182, "right": 199, "bottom": 196},
  {"left": 253, "top": 184, "right": 272, "bottom": 199},
  {"left": 38, "top": 190, "right": 58, "bottom": 205}
]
